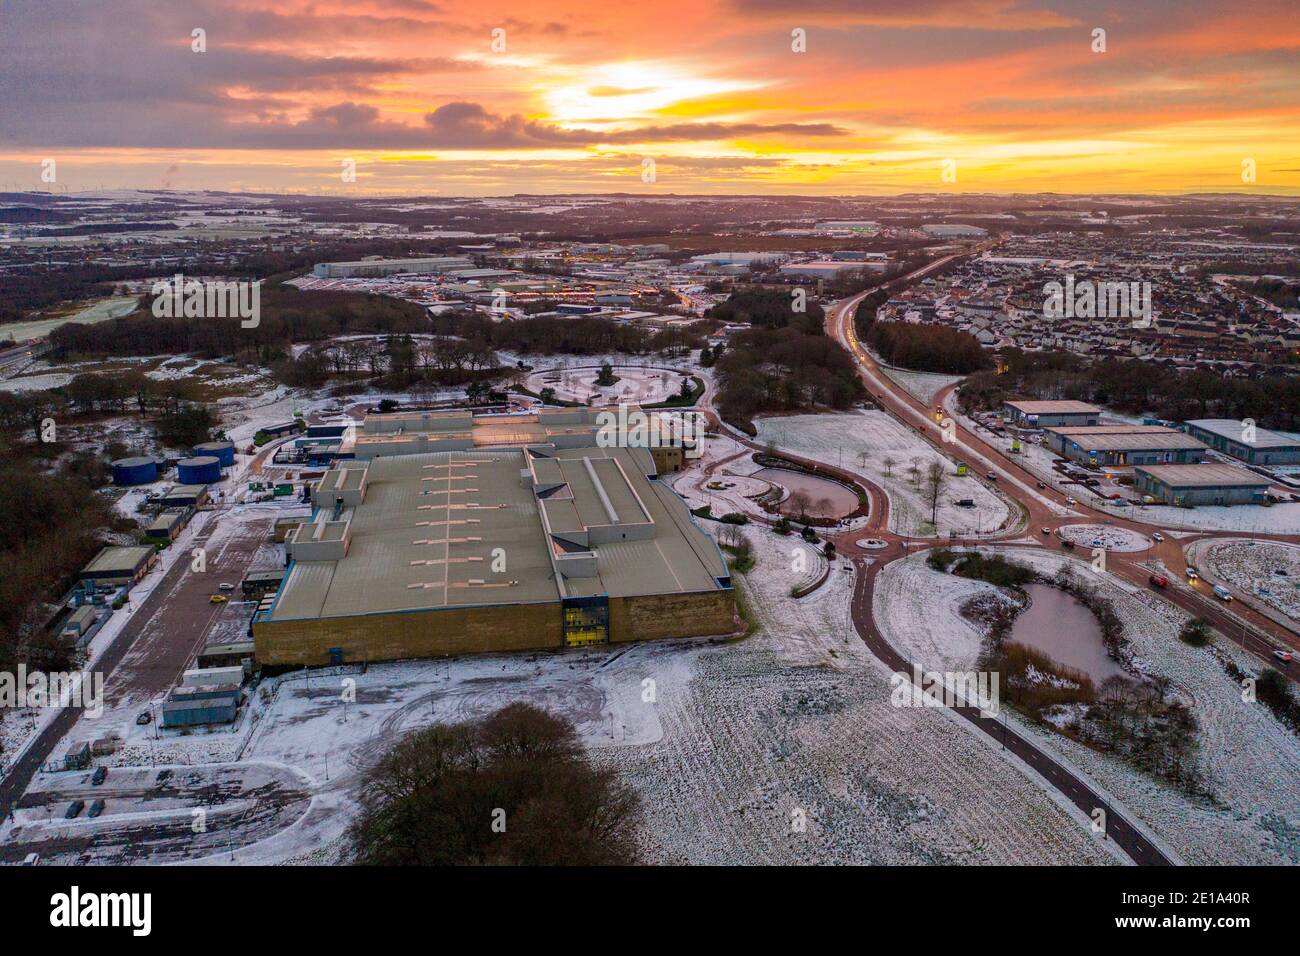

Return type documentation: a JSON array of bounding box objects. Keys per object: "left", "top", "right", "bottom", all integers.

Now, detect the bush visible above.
[
  {"left": 1178, "top": 618, "right": 1212, "bottom": 647},
  {"left": 927, "top": 547, "right": 956, "bottom": 572},
  {"left": 719, "top": 512, "right": 749, "bottom": 525},
  {"left": 952, "top": 552, "right": 1036, "bottom": 587}
]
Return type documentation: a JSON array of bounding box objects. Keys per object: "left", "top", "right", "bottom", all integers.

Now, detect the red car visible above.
[{"left": 1149, "top": 574, "right": 1169, "bottom": 589}]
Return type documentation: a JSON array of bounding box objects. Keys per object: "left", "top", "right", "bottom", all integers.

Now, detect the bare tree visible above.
[
  {"left": 882, "top": 455, "right": 896, "bottom": 477},
  {"left": 924, "top": 460, "right": 947, "bottom": 528}
]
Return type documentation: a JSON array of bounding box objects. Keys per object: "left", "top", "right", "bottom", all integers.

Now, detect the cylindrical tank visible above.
[
  {"left": 177, "top": 456, "right": 221, "bottom": 484},
  {"left": 192, "top": 440, "right": 235, "bottom": 467},
  {"left": 111, "top": 456, "right": 158, "bottom": 486}
]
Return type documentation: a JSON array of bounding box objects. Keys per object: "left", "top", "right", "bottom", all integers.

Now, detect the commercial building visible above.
[
  {"left": 1003, "top": 400, "right": 1101, "bottom": 428},
  {"left": 312, "top": 256, "right": 474, "bottom": 278},
  {"left": 779, "top": 260, "right": 885, "bottom": 279},
  {"left": 1133, "top": 463, "right": 1272, "bottom": 506},
  {"left": 1184, "top": 419, "right": 1300, "bottom": 466},
  {"left": 1044, "top": 424, "right": 1208, "bottom": 467},
  {"left": 79, "top": 546, "right": 156, "bottom": 586},
  {"left": 252, "top": 414, "right": 733, "bottom": 666},
  {"left": 922, "top": 223, "right": 988, "bottom": 237}
]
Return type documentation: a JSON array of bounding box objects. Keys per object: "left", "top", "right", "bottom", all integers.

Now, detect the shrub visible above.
[{"left": 1178, "top": 618, "right": 1212, "bottom": 647}]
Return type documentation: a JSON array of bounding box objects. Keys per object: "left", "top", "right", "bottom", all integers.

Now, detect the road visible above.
[
  {"left": 825, "top": 280, "right": 1300, "bottom": 673},
  {"left": 0, "top": 508, "right": 273, "bottom": 821}
]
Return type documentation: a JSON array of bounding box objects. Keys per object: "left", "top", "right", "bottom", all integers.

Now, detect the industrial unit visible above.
[
  {"left": 1044, "top": 424, "right": 1208, "bottom": 467},
  {"left": 252, "top": 418, "right": 733, "bottom": 666},
  {"left": 1003, "top": 400, "right": 1101, "bottom": 428},
  {"left": 1184, "top": 419, "right": 1300, "bottom": 466},
  {"left": 311, "top": 256, "right": 474, "bottom": 278},
  {"left": 79, "top": 546, "right": 156, "bottom": 586},
  {"left": 1133, "top": 463, "right": 1273, "bottom": 506}
]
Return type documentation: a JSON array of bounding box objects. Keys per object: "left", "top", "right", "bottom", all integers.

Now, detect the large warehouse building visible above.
[
  {"left": 1184, "top": 419, "right": 1300, "bottom": 466},
  {"left": 1044, "top": 424, "right": 1208, "bottom": 467},
  {"left": 312, "top": 256, "right": 474, "bottom": 278},
  {"left": 1133, "top": 463, "right": 1272, "bottom": 506},
  {"left": 1003, "top": 400, "right": 1101, "bottom": 428},
  {"left": 252, "top": 411, "right": 732, "bottom": 666}
]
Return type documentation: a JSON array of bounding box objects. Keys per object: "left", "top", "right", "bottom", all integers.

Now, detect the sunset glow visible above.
[{"left": 2, "top": 0, "right": 1299, "bottom": 194}]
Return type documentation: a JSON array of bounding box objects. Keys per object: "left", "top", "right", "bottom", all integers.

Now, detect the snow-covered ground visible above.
[
  {"left": 874, "top": 545, "right": 1300, "bottom": 865},
  {"left": 1057, "top": 523, "right": 1152, "bottom": 553},
  {"left": 525, "top": 365, "right": 684, "bottom": 405},
  {"left": 8, "top": 523, "right": 1132, "bottom": 865},
  {"left": 603, "top": 528, "right": 1116, "bottom": 864},
  {"left": 1112, "top": 500, "right": 1300, "bottom": 533},
  {"left": 877, "top": 364, "right": 963, "bottom": 406},
  {"left": 756, "top": 412, "right": 1017, "bottom": 537},
  {"left": 1193, "top": 538, "right": 1300, "bottom": 623}
]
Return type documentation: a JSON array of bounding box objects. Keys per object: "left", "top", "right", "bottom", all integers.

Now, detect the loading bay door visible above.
[{"left": 563, "top": 596, "right": 609, "bottom": 647}]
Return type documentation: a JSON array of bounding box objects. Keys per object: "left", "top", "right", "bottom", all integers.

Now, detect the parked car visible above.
[
  {"left": 1041, "top": 527, "right": 1052, "bottom": 535},
  {"left": 1036, "top": 481, "right": 1047, "bottom": 489},
  {"left": 1186, "top": 568, "right": 1199, "bottom": 581},
  {"left": 1213, "top": 585, "right": 1233, "bottom": 601},
  {"left": 91, "top": 766, "right": 107, "bottom": 786},
  {"left": 1151, "top": 532, "right": 1165, "bottom": 543},
  {"left": 1274, "top": 650, "right": 1294, "bottom": 664},
  {"left": 21, "top": 852, "right": 39, "bottom": 866},
  {"left": 1065, "top": 496, "right": 1077, "bottom": 506},
  {"left": 136, "top": 711, "right": 151, "bottom": 725},
  {"left": 986, "top": 472, "right": 997, "bottom": 481},
  {"left": 65, "top": 800, "right": 85, "bottom": 819},
  {"left": 88, "top": 799, "right": 105, "bottom": 819},
  {"left": 1149, "top": 574, "right": 1169, "bottom": 589}
]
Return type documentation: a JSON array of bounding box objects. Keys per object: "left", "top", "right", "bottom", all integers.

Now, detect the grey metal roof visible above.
[
  {"left": 267, "top": 442, "right": 726, "bottom": 622},
  {"left": 1135, "top": 463, "right": 1272, "bottom": 488}
]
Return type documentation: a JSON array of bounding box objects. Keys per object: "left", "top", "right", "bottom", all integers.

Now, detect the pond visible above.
[
  {"left": 1008, "top": 583, "right": 1126, "bottom": 684},
  {"left": 753, "top": 467, "right": 859, "bottom": 519}
]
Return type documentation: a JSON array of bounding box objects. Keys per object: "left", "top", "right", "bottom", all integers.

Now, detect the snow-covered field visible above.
[
  {"left": 756, "top": 412, "right": 1017, "bottom": 537},
  {"left": 1195, "top": 539, "right": 1300, "bottom": 623},
  {"left": 874, "top": 546, "right": 1300, "bottom": 865},
  {"left": 878, "top": 364, "right": 963, "bottom": 406},
  {"left": 605, "top": 529, "right": 1116, "bottom": 864}
]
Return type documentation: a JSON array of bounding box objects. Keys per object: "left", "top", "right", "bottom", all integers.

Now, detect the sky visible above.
[{"left": 1, "top": 0, "right": 1298, "bottom": 196}]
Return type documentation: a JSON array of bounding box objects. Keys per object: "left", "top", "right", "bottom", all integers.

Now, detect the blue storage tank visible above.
[
  {"left": 192, "top": 440, "right": 235, "bottom": 467},
  {"left": 177, "top": 456, "right": 221, "bottom": 484},
  {"left": 111, "top": 456, "right": 158, "bottom": 486}
]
